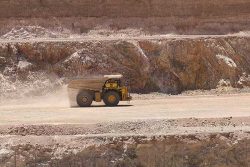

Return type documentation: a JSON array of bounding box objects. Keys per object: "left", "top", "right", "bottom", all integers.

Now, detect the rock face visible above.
[
  {"left": 0, "top": 133, "right": 249, "bottom": 167},
  {"left": 0, "top": 36, "right": 250, "bottom": 97},
  {"left": 57, "top": 41, "right": 150, "bottom": 91},
  {"left": 0, "top": 0, "right": 250, "bottom": 34},
  {"left": 139, "top": 37, "right": 250, "bottom": 92}
]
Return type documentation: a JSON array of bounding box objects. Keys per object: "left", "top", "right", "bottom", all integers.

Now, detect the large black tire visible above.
[
  {"left": 103, "top": 91, "right": 120, "bottom": 107},
  {"left": 76, "top": 91, "right": 93, "bottom": 107}
]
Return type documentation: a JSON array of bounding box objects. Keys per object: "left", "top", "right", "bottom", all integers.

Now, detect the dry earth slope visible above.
[
  {"left": 0, "top": 0, "right": 250, "bottom": 34},
  {"left": 1, "top": 36, "right": 250, "bottom": 98}
]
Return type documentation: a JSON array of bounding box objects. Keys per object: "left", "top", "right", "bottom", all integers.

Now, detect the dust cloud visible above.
[
  {"left": 0, "top": 85, "right": 70, "bottom": 108},
  {"left": 0, "top": 72, "right": 71, "bottom": 108}
]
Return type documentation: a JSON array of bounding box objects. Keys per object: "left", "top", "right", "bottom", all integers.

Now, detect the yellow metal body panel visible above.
[
  {"left": 95, "top": 92, "right": 101, "bottom": 102},
  {"left": 105, "top": 82, "right": 118, "bottom": 89},
  {"left": 121, "top": 87, "right": 129, "bottom": 101}
]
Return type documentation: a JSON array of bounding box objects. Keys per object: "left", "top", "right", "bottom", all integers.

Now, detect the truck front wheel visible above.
[{"left": 103, "top": 91, "right": 120, "bottom": 106}]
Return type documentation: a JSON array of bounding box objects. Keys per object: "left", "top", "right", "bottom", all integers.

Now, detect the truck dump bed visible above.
[{"left": 67, "top": 75, "right": 123, "bottom": 91}]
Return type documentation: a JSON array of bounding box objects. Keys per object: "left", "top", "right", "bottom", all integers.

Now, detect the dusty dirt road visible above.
[
  {"left": 0, "top": 93, "right": 250, "bottom": 125},
  {"left": 0, "top": 93, "right": 250, "bottom": 167},
  {"left": 1, "top": 33, "right": 250, "bottom": 43}
]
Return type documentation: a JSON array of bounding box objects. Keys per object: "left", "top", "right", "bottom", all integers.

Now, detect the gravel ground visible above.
[
  {"left": 0, "top": 117, "right": 249, "bottom": 136},
  {"left": 0, "top": 90, "right": 250, "bottom": 166}
]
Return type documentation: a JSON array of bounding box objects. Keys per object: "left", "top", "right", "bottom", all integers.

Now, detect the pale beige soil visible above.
[
  {"left": 0, "top": 89, "right": 250, "bottom": 166},
  {"left": 0, "top": 92, "right": 250, "bottom": 127},
  {"left": 0, "top": 33, "right": 250, "bottom": 43}
]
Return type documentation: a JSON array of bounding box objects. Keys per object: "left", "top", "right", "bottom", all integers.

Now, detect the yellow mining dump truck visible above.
[{"left": 68, "top": 74, "right": 132, "bottom": 107}]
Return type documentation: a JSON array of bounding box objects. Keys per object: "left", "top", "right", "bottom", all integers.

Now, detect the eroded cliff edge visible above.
[
  {"left": 1, "top": 36, "right": 250, "bottom": 98},
  {"left": 0, "top": 0, "right": 250, "bottom": 34}
]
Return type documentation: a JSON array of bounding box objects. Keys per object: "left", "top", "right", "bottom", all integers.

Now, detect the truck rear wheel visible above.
[
  {"left": 103, "top": 91, "right": 120, "bottom": 106},
  {"left": 77, "top": 91, "right": 93, "bottom": 107}
]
